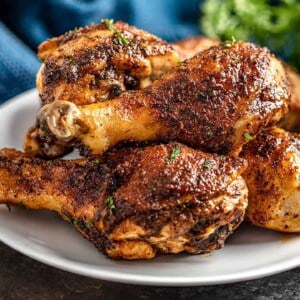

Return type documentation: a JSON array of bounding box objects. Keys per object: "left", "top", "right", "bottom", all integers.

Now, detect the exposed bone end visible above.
[{"left": 36, "top": 100, "right": 83, "bottom": 141}]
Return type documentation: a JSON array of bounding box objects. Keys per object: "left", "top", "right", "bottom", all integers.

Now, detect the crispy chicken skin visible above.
[
  {"left": 28, "top": 41, "right": 290, "bottom": 158},
  {"left": 279, "top": 66, "right": 300, "bottom": 132},
  {"left": 173, "top": 37, "right": 300, "bottom": 133},
  {"left": 27, "top": 20, "right": 180, "bottom": 157},
  {"left": 241, "top": 127, "right": 300, "bottom": 232},
  {"left": 0, "top": 143, "right": 248, "bottom": 260},
  {"left": 36, "top": 20, "right": 180, "bottom": 106},
  {"left": 172, "top": 36, "right": 219, "bottom": 60}
]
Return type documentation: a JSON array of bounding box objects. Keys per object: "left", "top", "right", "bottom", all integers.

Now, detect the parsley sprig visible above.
[
  {"left": 200, "top": 0, "right": 300, "bottom": 70},
  {"left": 105, "top": 196, "right": 116, "bottom": 211},
  {"left": 168, "top": 146, "right": 181, "bottom": 162},
  {"left": 244, "top": 132, "right": 255, "bottom": 141},
  {"left": 102, "top": 19, "right": 129, "bottom": 45}
]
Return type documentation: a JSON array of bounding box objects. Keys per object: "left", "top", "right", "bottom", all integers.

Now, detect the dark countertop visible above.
[{"left": 0, "top": 243, "right": 300, "bottom": 299}]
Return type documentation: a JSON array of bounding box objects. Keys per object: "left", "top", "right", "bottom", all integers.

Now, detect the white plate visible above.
[{"left": 0, "top": 89, "right": 299, "bottom": 286}]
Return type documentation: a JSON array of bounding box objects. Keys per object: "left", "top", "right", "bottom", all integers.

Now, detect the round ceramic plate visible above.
[{"left": 0, "top": 89, "right": 299, "bottom": 286}]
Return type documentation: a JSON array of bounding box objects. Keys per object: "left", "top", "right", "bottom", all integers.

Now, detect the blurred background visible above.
[{"left": 0, "top": 0, "right": 299, "bottom": 103}]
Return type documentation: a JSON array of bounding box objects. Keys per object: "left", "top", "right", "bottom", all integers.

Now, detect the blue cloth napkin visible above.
[{"left": 0, "top": 0, "right": 203, "bottom": 102}]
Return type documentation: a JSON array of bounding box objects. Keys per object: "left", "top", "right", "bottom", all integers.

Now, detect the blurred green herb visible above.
[
  {"left": 244, "top": 132, "right": 255, "bottom": 141},
  {"left": 85, "top": 219, "right": 93, "bottom": 228},
  {"left": 200, "top": 0, "right": 300, "bottom": 70},
  {"left": 102, "top": 19, "right": 129, "bottom": 45},
  {"left": 169, "top": 146, "right": 181, "bottom": 161},
  {"left": 105, "top": 196, "right": 116, "bottom": 211},
  {"left": 203, "top": 160, "right": 211, "bottom": 169}
]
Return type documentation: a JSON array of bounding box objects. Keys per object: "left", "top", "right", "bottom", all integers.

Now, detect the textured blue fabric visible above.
[{"left": 0, "top": 0, "right": 203, "bottom": 102}]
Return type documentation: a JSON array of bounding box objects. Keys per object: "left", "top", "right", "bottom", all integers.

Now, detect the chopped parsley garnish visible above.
[
  {"left": 102, "top": 19, "right": 129, "bottom": 45},
  {"left": 73, "top": 218, "right": 80, "bottom": 225},
  {"left": 194, "top": 92, "right": 200, "bottom": 99},
  {"left": 169, "top": 147, "right": 181, "bottom": 161},
  {"left": 103, "top": 19, "right": 115, "bottom": 31},
  {"left": 65, "top": 214, "right": 80, "bottom": 225},
  {"left": 85, "top": 219, "right": 93, "bottom": 228},
  {"left": 244, "top": 132, "right": 255, "bottom": 141},
  {"left": 223, "top": 36, "right": 236, "bottom": 48},
  {"left": 115, "top": 31, "right": 129, "bottom": 45},
  {"left": 93, "top": 159, "right": 100, "bottom": 164},
  {"left": 66, "top": 214, "right": 73, "bottom": 224},
  {"left": 106, "top": 196, "right": 116, "bottom": 211},
  {"left": 203, "top": 161, "right": 211, "bottom": 169}
]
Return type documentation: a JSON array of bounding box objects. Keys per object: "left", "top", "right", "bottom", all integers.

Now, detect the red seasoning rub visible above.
[{"left": 0, "top": 143, "right": 248, "bottom": 260}]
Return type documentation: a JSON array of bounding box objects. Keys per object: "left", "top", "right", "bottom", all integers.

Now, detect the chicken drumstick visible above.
[
  {"left": 0, "top": 143, "right": 248, "bottom": 260},
  {"left": 27, "top": 41, "right": 289, "bottom": 158},
  {"left": 241, "top": 127, "right": 300, "bottom": 232}
]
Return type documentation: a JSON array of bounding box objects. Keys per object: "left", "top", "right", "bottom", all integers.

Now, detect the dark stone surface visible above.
[{"left": 0, "top": 242, "right": 299, "bottom": 300}]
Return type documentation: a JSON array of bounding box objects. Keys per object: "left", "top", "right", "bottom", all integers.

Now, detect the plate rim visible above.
[{"left": 0, "top": 89, "right": 299, "bottom": 286}]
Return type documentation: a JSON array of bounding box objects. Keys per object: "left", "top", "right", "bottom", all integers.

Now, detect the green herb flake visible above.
[
  {"left": 103, "top": 19, "right": 115, "bottom": 31},
  {"left": 223, "top": 36, "right": 236, "bottom": 49},
  {"left": 244, "top": 132, "right": 255, "bottom": 141},
  {"left": 85, "top": 219, "right": 93, "bottom": 228},
  {"left": 93, "top": 159, "right": 100, "bottom": 164},
  {"left": 115, "top": 31, "right": 129, "bottom": 45},
  {"left": 203, "top": 161, "right": 211, "bottom": 169},
  {"left": 66, "top": 214, "right": 73, "bottom": 224},
  {"left": 73, "top": 218, "right": 80, "bottom": 225},
  {"left": 194, "top": 92, "right": 200, "bottom": 99},
  {"left": 169, "top": 147, "right": 181, "bottom": 161},
  {"left": 223, "top": 42, "right": 232, "bottom": 49},
  {"left": 106, "top": 196, "right": 116, "bottom": 211},
  {"left": 102, "top": 19, "right": 129, "bottom": 45}
]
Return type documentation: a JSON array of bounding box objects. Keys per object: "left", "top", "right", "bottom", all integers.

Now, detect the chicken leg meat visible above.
[
  {"left": 26, "top": 41, "right": 290, "bottom": 158},
  {"left": 0, "top": 143, "right": 248, "bottom": 259},
  {"left": 241, "top": 127, "right": 300, "bottom": 232}
]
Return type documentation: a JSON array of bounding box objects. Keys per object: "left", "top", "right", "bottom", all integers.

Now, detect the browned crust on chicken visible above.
[
  {"left": 31, "top": 41, "right": 290, "bottom": 158},
  {"left": 241, "top": 127, "right": 300, "bottom": 232},
  {"left": 145, "top": 41, "right": 290, "bottom": 155},
  {"left": 0, "top": 143, "right": 248, "bottom": 259},
  {"left": 279, "top": 65, "right": 300, "bottom": 132},
  {"left": 37, "top": 20, "right": 180, "bottom": 106},
  {"left": 172, "top": 36, "right": 219, "bottom": 60}
]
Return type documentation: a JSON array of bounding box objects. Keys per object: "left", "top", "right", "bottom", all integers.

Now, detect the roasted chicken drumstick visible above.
[
  {"left": 27, "top": 41, "right": 289, "bottom": 158},
  {"left": 173, "top": 37, "right": 300, "bottom": 133},
  {"left": 25, "top": 20, "right": 180, "bottom": 157},
  {"left": 37, "top": 20, "right": 180, "bottom": 106},
  {"left": 279, "top": 66, "right": 300, "bottom": 132},
  {"left": 241, "top": 127, "right": 300, "bottom": 232},
  {"left": 0, "top": 143, "right": 248, "bottom": 260}
]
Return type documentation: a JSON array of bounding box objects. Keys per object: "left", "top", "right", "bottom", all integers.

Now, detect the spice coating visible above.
[
  {"left": 33, "top": 41, "right": 290, "bottom": 157},
  {"left": 0, "top": 143, "right": 248, "bottom": 259},
  {"left": 37, "top": 20, "right": 179, "bottom": 106},
  {"left": 241, "top": 127, "right": 300, "bottom": 232}
]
